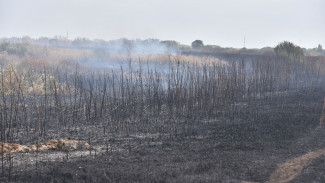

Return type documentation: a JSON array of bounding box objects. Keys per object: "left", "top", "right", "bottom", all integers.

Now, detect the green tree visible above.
[
  {"left": 0, "top": 43, "right": 28, "bottom": 57},
  {"left": 191, "top": 40, "right": 204, "bottom": 49},
  {"left": 317, "top": 44, "right": 323, "bottom": 52},
  {"left": 122, "top": 38, "right": 134, "bottom": 58},
  {"left": 274, "top": 41, "right": 304, "bottom": 62}
]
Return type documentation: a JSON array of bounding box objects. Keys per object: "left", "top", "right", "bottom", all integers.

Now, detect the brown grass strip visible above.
[
  {"left": 0, "top": 139, "right": 90, "bottom": 155},
  {"left": 267, "top": 148, "right": 325, "bottom": 183},
  {"left": 320, "top": 96, "right": 325, "bottom": 126}
]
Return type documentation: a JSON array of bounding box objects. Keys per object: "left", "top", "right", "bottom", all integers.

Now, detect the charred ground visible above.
[
  {"left": 0, "top": 45, "right": 325, "bottom": 182},
  {"left": 2, "top": 89, "right": 325, "bottom": 183}
]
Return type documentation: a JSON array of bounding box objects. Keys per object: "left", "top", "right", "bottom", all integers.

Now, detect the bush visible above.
[
  {"left": 191, "top": 40, "right": 204, "bottom": 49},
  {"left": 274, "top": 41, "right": 304, "bottom": 62},
  {"left": 0, "top": 42, "right": 28, "bottom": 57}
]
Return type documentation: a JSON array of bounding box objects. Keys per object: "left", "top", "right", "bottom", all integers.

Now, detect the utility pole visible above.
[{"left": 244, "top": 36, "right": 246, "bottom": 48}]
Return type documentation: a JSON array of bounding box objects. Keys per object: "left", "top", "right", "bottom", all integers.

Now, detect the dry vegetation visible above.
[
  {"left": 0, "top": 139, "right": 90, "bottom": 155},
  {"left": 0, "top": 43, "right": 325, "bottom": 182}
]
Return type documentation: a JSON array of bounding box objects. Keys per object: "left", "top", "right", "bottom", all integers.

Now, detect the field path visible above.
[
  {"left": 266, "top": 126, "right": 325, "bottom": 183},
  {"left": 243, "top": 126, "right": 325, "bottom": 183},
  {"left": 266, "top": 148, "right": 325, "bottom": 183},
  {"left": 242, "top": 147, "right": 325, "bottom": 183}
]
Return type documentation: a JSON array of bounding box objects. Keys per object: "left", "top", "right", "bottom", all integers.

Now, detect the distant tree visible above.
[
  {"left": 317, "top": 44, "right": 323, "bottom": 52},
  {"left": 0, "top": 43, "right": 28, "bottom": 57},
  {"left": 161, "top": 40, "right": 179, "bottom": 48},
  {"left": 191, "top": 40, "right": 204, "bottom": 49},
  {"left": 122, "top": 39, "right": 134, "bottom": 58},
  {"left": 22, "top": 36, "right": 32, "bottom": 44},
  {"left": 161, "top": 40, "right": 179, "bottom": 54},
  {"left": 274, "top": 41, "right": 304, "bottom": 62},
  {"left": 36, "top": 37, "right": 50, "bottom": 46},
  {"left": 72, "top": 37, "right": 92, "bottom": 48}
]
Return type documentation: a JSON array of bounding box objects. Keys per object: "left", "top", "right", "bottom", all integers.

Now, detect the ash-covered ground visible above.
[{"left": 1, "top": 89, "right": 325, "bottom": 183}]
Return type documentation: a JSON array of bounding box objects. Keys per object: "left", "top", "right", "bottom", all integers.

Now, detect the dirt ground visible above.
[{"left": 1, "top": 90, "right": 325, "bottom": 183}]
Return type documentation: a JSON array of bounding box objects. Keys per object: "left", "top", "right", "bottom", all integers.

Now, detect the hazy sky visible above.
[{"left": 0, "top": 0, "right": 324, "bottom": 48}]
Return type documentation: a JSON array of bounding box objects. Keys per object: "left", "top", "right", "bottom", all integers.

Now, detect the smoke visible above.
[
  {"left": 0, "top": 37, "right": 179, "bottom": 55},
  {"left": 106, "top": 38, "right": 179, "bottom": 55},
  {"left": 0, "top": 37, "right": 182, "bottom": 71}
]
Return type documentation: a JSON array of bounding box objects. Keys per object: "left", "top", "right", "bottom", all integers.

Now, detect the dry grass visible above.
[
  {"left": 267, "top": 148, "right": 325, "bottom": 183},
  {"left": 0, "top": 139, "right": 90, "bottom": 155},
  {"left": 320, "top": 96, "right": 325, "bottom": 126}
]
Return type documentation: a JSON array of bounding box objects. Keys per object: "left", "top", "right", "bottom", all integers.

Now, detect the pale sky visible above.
[{"left": 0, "top": 0, "right": 324, "bottom": 48}]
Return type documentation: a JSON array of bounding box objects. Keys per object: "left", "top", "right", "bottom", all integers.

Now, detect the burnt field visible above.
[{"left": 1, "top": 52, "right": 325, "bottom": 182}]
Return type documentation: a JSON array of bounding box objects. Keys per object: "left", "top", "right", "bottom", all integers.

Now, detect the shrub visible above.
[{"left": 274, "top": 41, "right": 304, "bottom": 62}]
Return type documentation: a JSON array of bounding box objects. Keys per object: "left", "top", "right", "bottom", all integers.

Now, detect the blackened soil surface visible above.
[
  {"left": 6, "top": 126, "right": 325, "bottom": 183},
  {"left": 2, "top": 90, "right": 325, "bottom": 183},
  {"left": 291, "top": 155, "right": 325, "bottom": 183}
]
